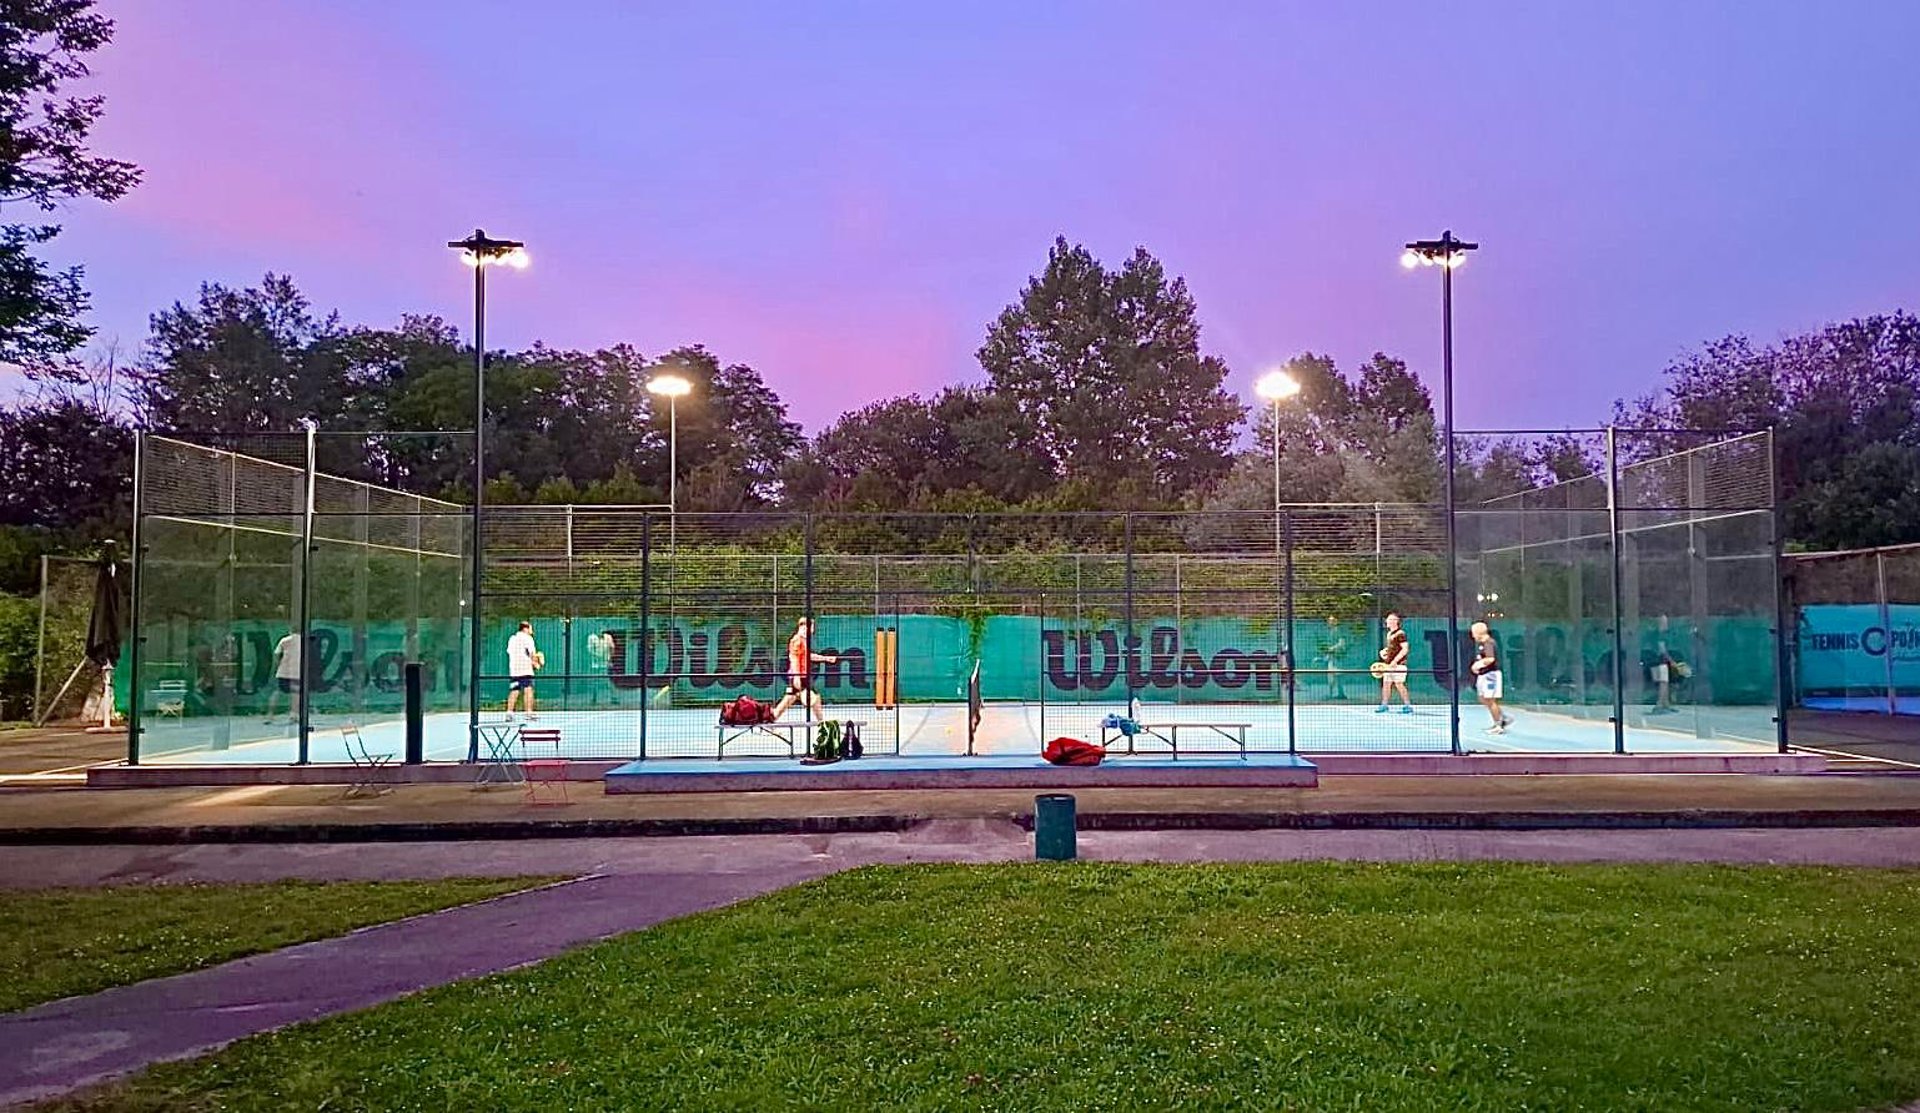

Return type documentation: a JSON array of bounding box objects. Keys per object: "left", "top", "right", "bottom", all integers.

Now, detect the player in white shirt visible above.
[
  {"left": 264, "top": 630, "right": 302, "bottom": 724},
  {"left": 506, "top": 621, "right": 541, "bottom": 720}
]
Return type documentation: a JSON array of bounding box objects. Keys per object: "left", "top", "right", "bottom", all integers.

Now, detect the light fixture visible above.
[
  {"left": 1255, "top": 369, "right": 1302, "bottom": 401},
  {"left": 646, "top": 373, "right": 692, "bottom": 398}
]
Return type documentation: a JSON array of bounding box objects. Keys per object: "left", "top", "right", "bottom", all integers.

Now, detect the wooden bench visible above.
[
  {"left": 716, "top": 720, "right": 812, "bottom": 759},
  {"left": 1099, "top": 721, "right": 1252, "bottom": 759}
]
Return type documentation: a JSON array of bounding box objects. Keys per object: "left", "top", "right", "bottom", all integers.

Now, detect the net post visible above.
[
  {"left": 1605, "top": 426, "right": 1626, "bottom": 754},
  {"left": 126, "top": 429, "right": 145, "bottom": 765}
]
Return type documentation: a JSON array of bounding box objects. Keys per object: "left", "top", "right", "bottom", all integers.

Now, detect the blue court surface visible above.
[{"left": 134, "top": 698, "right": 1783, "bottom": 765}]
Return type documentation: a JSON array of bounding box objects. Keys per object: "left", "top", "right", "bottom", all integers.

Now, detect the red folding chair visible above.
[{"left": 518, "top": 727, "right": 571, "bottom": 805}]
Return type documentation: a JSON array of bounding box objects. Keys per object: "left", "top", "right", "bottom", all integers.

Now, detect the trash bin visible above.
[{"left": 1034, "top": 793, "right": 1077, "bottom": 861}]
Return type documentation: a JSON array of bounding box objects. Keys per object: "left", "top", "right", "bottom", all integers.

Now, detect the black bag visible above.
[{"left": 843, "top": 720, "right": 863, "bottom": 760}]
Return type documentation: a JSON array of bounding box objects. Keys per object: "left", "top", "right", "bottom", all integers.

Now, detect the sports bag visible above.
[{"left": 1042, "top": 737, "right": 1105, "bottom": 766}]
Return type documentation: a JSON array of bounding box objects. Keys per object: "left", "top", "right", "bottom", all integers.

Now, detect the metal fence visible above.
[
  {"left": 126, "top": 427, "right": 1784, "bottom": 763},
  {"left": 1458, "top": 429, "right": 1780, "bottom": 751},
  {"left": 1786, "top": 542, "right": 1920, "bottom": 715},
  {"left": 129, "top": 431, "right": 471, "bottom": 762}
]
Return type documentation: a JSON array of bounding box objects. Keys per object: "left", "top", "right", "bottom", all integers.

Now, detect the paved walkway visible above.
[{"left": 10, "top": 820, "right": 1920, "bottom": 1105}]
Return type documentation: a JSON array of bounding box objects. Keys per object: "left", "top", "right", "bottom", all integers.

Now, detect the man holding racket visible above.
[
  {"left": 1374, "top": 612, "right": 1413, "bottom": 714},
  {"left": 505, "top": 620, "right": 543, "bottom": 720}
]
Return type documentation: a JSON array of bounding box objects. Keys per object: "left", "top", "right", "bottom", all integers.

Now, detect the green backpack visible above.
[{"left": 812, "top": 720, "right": 843, "bottom": 762}]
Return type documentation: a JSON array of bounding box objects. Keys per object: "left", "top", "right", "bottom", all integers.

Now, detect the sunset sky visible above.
[{"left": 41, "top": 0, "right": 1920, "bottom": 432}]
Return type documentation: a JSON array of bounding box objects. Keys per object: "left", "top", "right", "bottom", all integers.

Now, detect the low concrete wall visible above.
[
  {"left": 1307, "top": 752, "right": 1827, "bottom": 775},
  {"left": 87, "top": 761, "right": 627, "bottom": 787},
  {"left": 605, "top": 761, "right": 1320, "bottom": 795}
]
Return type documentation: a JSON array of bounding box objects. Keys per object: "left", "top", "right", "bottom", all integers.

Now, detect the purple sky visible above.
[{"left": 36, "top": 1, "right": 1920, "bottom": 433}]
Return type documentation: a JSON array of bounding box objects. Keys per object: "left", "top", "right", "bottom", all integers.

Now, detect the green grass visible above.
[
  {"left": 0, "top": 877, "right": 555, "bottom": 1014},
  {"left": 40, "top": 862, "right": 1920, "bottom": 1112}
]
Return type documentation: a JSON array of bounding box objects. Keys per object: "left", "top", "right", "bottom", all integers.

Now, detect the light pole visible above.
[
  {"left": 447, "top": 229, "right": 528, "bottom": 760},
  {"left": 1402, "top": 229, "right": 1477, "bottom": 754},
  {"left": 1254, "top": 368, "right": 1303, "bottom": 511},
  {"left": 1255, "top": 367, "right": 1303, "bottom": 747},
  {"left": 645, "top": 372, "right": 692, "bottom": 515}
]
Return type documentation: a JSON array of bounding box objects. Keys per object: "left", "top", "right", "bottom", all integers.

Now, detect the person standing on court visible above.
[
  {"left": 505, "top": 621, "right": 542, "bottom": 720},
  {"left": 264, "top": 627, "right": 303, "bottom": 724},
  {"left": 771, "top": 617, "right": 839, "bottom": 721},
  {"left": 1375, "top": 611, "right": 1414, "bottom": 714},
  {"left": 1319, "top": 614, "right": 1349, "bottom": 700},
  {"left": 1470, "top": 620, "right": 1511, "bottom": 735}
]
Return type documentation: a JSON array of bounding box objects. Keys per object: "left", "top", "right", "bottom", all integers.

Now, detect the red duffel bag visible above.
[{"left": 1042, "top": 737, "right": 1106, "bottom": 766}]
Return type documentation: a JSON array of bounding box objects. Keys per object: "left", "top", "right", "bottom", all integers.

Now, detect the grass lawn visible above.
[
  {"left": 0, "top": 877, "right": 554, "bottom": 1013},
  {"left": 41, "top": 861, "right": 1920, "bottom": 1112}
]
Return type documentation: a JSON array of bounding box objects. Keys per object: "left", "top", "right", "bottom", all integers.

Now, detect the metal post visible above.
[
  {"left": 298, "top": 424, "right": 316, "bottom": 764},
  {"left": 468, "top": 260, "right": 486, "bottom": 763},
  {"left": 1284, "top": 509, "right": 1297, "bottom": 754},
  {"left": 1123, "top": 512, "right": 1136, "bottom": 722},
  {"left": 1879, "top": 552, "right": 1896, "bottom": 715},
  {"left": 127, "top": 430, "right": 145, "bottom": 765},
  {"left": 32, "top": 552, "right": 47, "bottom": 725},
  {"left": 1270, "top": 398, "right": 1281, "bottom": 512},
  {"left": 667, "top": 395, "right": 678, "bottom": 551},
  {"left": 565, "top": 504, "right": 575, "bottom": 712},
  {"left": 639, "top": 511, "right": 651, "bottom": 760},
  {"left": 1441, "top": 258, "right": 1463, "bottom": 757},
  {"left": 803, "top": 514, "right": 814, "bottom": 729},
  {"left": 1605, "top": 427, "right": 1627, "bottom": 754},
  {"left": 1768, "top": 428, "right": 1791, "bottom": 752}
]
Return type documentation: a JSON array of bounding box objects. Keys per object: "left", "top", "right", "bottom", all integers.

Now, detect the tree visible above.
[
  {"left": 0, "top": 0, "right": 139, "bottom": 367},
  {"left": 783, "top": 386, "right": 1055, "bottom": 510},
  {"left": 1619, "top": 312, "right": 1920, "bottom": 548},
  {"left": 978, "top": 238, "right": 1244, "bottom": 504},
  {"left": 134, "top": 274, "right": 347, "bottom": 435},
  {"left": 1221, "top": 352, "right": 1441, "bottom": 511},
  {"left": 650, "top": 346, "right": 802, "bottom": 509},
  {"left": 0, "top": 398, "right": 131, "bottom": 531}
]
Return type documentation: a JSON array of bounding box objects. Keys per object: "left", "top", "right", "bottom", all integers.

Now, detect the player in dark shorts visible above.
[
  {"left": 771, "top": 617, "right": 839, "bottom": 720},
  {"left": 1375, "top": 612, "right": 1413, "bottom": 714}
]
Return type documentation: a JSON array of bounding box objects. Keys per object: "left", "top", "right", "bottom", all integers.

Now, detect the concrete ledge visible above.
[
  {"left": 1307, "top": 752, "right": 1827, "bottom": 776},
  {"left": 8, "top": 808, "right": 1920, "bottom": 846},
  {"left": 86, "top": 761, "right": 628, "bottom": 788},
  {"left": 605, "top": 756, "right": 1319, "bottom": 794},
  {"left": 0, "top": 815, "right": 922, "bottom": 845}
]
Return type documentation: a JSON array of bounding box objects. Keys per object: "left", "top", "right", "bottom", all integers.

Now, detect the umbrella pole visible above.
[{"left": 34, "top": 661, "right": 88, "bottom": 727}]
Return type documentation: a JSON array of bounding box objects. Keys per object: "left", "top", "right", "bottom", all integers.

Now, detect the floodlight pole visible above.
[
  {"left": 448, "top": 229, "right": 526, "bottom": 762},
  {"left": 469, "top": 251, "right": 486, "bottom": 760},
  {"left": 1405, "top": 230, "right": 1477, "bottom": 756},
  {"left": 1442, "top": 251, "right": 1460, "bottom": 755},
  {"left": 1270, "top": 397, "right": 1282, "bottom": 514}
]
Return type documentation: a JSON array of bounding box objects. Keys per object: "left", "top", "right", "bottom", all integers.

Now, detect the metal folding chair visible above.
[
  {"left": 518, "top": 725, "right": 568, "bottom": 805},
  {"left": 519, "top": 726, "right": 570, "bottom": 805},
  {"left": 341, "top": 723, "right": 394, "bottom": 797}
]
